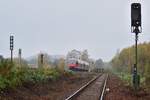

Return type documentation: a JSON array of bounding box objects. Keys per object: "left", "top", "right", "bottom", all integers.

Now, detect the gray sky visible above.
[{"left": 0, "top": 0, "right": 149, "bottom": 61}]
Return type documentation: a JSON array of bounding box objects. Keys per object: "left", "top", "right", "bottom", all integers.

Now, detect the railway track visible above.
[{"left": 65, "top": 73, "right": 108, "bottom": 100}]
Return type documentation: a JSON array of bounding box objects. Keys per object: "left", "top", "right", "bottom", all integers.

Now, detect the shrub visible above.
[
  {"left": 0, "top": 59, "right": 13, "bottom": 77},
  {"left": 0, "top": 75, "right": 7, "bottom": 89},
  {"left": 0, "top": 60, "right": 72, "bottom": 90}
]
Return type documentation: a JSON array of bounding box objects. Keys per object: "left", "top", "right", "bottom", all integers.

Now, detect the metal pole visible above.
[
  {"left": 11, "top": 49, "right": 13, "bottom": 63},
  {"left": 135, "top": 32, "right": 138, "bottom": 73},
  {"left": 133, "top": 29, "right": 140, "bottom": 90},
  {"left": 19, "top": 49, "right": 22, "bottom": 67}
]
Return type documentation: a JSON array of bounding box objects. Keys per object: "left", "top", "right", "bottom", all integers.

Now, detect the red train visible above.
[
  {"left": 66, "top": 50, "right": 90, "bottom": 71},
  {"left": 67, "top": 58, "right": 89, "bottom": 71}
]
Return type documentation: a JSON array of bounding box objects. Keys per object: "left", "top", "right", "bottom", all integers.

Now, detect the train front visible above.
[{"left": 66, "top": 49, "right": 90, "bottom": 71}]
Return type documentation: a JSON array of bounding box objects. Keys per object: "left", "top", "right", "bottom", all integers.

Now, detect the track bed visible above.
[{"left": 66, "top": 74, "right": 108, "bottom": 100}]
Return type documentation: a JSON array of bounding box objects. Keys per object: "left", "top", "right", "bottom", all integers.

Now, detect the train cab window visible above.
[{"left": 76, "top": 61, "right": 78, "bottom": 65}]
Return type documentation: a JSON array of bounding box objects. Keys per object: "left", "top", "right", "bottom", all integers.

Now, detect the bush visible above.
[
  {"left": 0, "top": 59, "right": 13, "bottom": 77},
  {"left": 0, "top": 60, "right": 61, "bottom": 90},
  {"left": 112, "top": 70, "right": 132, "bottom": 86},
  {"left": 0, "top": 75, "right": 7, "bottom": 89},
  {"left": 0, "top": 59, "right": 75, "bottom": 90},
  {"left": 22, "top": 68, "right": 58, "bottom": 83}
]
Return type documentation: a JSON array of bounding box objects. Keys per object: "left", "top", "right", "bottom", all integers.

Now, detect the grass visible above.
[{"left": 112, "top": 68, "right": 146, "bottom": 88}]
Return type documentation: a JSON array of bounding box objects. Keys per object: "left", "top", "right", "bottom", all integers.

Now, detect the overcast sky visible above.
[{"left": 0, "top": 0, "right": 149, "bottom": 61}]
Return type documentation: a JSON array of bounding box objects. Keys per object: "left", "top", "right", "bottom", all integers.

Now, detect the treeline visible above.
[{"left": 111, "top": 42, "right": 150, "bottom": 84}]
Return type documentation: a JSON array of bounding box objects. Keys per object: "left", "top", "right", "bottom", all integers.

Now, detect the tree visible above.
[
  {"left": 111, "top": 42, "right": 150, "bottom": 84},
  {"left": 95, "top": 59, "right": 104, "bottom": 68}
]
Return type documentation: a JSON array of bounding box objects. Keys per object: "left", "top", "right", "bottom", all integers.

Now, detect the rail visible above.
[
  {"left": 100, "top": 74, "right": 108, "bottom": 100},
  {"left": 65, "top": 74, "right": 102, "bottom": 100}
]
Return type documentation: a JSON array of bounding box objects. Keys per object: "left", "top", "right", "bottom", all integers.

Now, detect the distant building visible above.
[
  {"left": 66, "top": 49, "right": 82, "bottom": 63},
  {"left": 66, "top": 49, "right": 89, "bottom": 64},
  {"left": 81, "top": 50, "right": 89, "bottom": 62}
]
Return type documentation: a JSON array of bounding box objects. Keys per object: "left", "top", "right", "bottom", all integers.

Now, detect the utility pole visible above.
[
  {"left": 131, "top": 3, "right": 142, "bottom": 90},
  {"left": 10, "top": 35, "right": 14, "bottom": 63}
]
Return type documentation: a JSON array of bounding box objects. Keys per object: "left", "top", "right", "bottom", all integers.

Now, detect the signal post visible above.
[
  {"left": 10, "top": 35, "right": 14, "bottom": 63},
  {"left": 131, "top": 3, "right": 142, "bottom": 90}
]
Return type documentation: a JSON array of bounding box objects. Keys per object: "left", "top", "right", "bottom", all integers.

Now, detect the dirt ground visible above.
[
  {"left": 0, "top": 72, "right": 96, "bottom": 100},
  {"left": 105, "top": 74, "right": 150, "bottom": 100}
]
